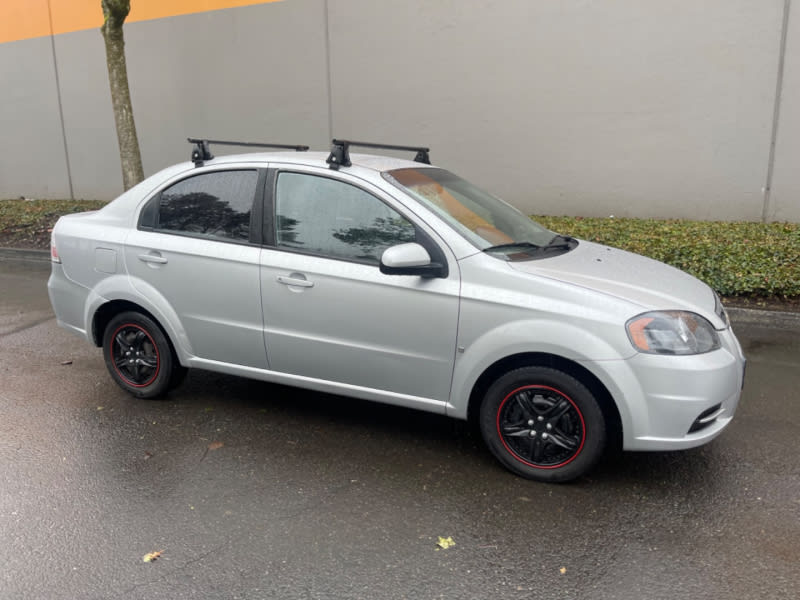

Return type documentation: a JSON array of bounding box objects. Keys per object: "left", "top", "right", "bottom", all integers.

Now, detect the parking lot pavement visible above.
[{"left": 1, "top": 259, "right": 799, "bottom": 599}]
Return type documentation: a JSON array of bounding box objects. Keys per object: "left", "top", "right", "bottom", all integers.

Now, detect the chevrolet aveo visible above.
[{"left": 48, "top": 139, "right": 746, "bottom": 482}]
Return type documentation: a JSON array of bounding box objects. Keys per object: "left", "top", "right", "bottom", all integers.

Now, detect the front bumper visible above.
[{"left": 590, "top": 326, "right": 745, "bottom": 451}]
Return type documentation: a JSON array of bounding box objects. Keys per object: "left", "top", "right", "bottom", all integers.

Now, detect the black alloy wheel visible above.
[
  {"left": 102, "top": 311, "right": 176, "bottom": 398},
  {"left": 111, "top": 324, "right": 159, "bottom": 386},
  {"left": 497, "top": 385, "right": 585, "bottom": 468},
  {"left": 480, "top": 366, "right": 606, "bottom": 482}
]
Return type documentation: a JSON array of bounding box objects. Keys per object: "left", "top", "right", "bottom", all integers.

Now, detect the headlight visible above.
[{"left": 626, "top": 311, "right": 721, "bottom": 355}]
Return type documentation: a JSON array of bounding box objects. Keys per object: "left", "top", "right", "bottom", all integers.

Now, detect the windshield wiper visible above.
[
  {"left": 482, "top": 241, "right": 540, "bottom": 253},
  {"left": 483, "top": 236, "right": 576, "bottom": 258},
  {"left": 541, "top": 234, "right": 575, "bottom": 250}
]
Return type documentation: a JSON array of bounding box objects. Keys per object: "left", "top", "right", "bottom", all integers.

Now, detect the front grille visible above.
[{"left": 688, "top": 403, "right": 724, "bottom": 434}]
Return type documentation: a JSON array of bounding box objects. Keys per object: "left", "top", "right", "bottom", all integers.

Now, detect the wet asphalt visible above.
[{"left": 0, "top": 258, "right": 798, "bottom": 599}]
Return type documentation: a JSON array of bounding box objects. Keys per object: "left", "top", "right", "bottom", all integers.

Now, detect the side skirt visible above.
[{"left": 185, "top": 357, "right": 455, "bottom": 416}]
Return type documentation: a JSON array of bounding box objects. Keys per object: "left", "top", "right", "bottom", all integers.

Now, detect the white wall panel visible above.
[
  {"left": 328, "top": 0, "right": 786, "bottom": 220},
  {"left": 770, "top": 2, "right": 800, "bottom": 222},
  {"left": 1, "top": 0, "right": 797, "bottom": 223}
]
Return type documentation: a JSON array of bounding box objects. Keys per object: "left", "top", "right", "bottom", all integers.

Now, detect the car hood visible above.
[{"left": 508, "top": 240, "right": 723, "bottom": 326}]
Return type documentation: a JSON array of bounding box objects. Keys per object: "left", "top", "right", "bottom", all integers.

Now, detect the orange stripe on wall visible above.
[
  {"left": 0, "top": 0, "right": 282, "bottom": 45},
  {"left": 0, "top": 0, "right": 51, "bottom": 44}
]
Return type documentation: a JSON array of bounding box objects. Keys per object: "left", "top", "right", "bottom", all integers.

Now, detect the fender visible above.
[
  {"left": 84, "top": 274, "right": 194, "bottom": 363},
  {"left": 448, "top": 318, "right": 637, "bottom": 420}
]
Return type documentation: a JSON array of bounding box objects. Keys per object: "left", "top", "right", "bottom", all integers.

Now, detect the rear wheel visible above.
[
  {"left": 102, "top": 311, "right": 176, "bottom": 399},
  {"left": 479, "top": 366, "right": 606, "bottom": 482}
]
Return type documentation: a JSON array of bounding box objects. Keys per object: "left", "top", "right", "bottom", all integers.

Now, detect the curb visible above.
[
  {"left": 0, "top": 247, "right": 50, "bottom": 262},
  {"left": 726, "top": 306, "right": 800, "bottom": 331},
  {"left": 1, "top": 246, "right": 798, "bottom": 331}
]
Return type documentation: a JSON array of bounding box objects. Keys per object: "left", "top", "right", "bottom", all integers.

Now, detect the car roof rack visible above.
[
  {"left": 187, "top": 137, "right": 310, "bottom": 167},
  {"left": 326, "top": 139, "right": 431, "bottom": 170}
]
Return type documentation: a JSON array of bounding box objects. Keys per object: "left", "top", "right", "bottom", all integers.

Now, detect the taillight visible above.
[{"left": 50, "top": 238, "right": 61, "bottom": 263}]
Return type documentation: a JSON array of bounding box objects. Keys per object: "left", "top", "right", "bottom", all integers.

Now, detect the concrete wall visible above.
[
  {"left": 52, "top": 0, "right": 330, "bottom": 200},
  {"left": 0, "top": 36, "right": 72, "bottom": 198},
  {"left": 770, "top": 0, "right": 800, "bottom": 222},
  {"left": 0, "top": 0, "right": 797, "bottom": 222}
]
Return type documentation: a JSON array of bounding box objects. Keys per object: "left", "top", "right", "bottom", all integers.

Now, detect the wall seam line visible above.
[
  {"left": 323, "top": 0, "right": 333, "bottom": 141},
  {"left": 46, "top": 0, "right": 74, "bottom": 200},
  {"left": 762, "top": 0, "right": 792, "bottom": 223}
]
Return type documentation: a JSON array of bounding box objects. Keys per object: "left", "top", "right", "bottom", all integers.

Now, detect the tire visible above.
[
  {"left": 102, "top": 311, "right": 176, "bottom": 399},
  {"left": 169, "top": 365, "right": 189, "bottom": 390},
  {"left": 479, "top": 366, "right": 606, "bottom": 482}
]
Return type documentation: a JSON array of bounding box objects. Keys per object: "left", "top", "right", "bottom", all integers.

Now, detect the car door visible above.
[
  {"left": 125, "top": 168, "right": 268, "bottom": 369},
  {"left": 259, "top": 167, "right": 460, "bottom": 408}
]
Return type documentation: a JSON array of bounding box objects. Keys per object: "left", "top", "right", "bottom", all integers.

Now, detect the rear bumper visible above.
[{"left": 47, "top": 263, "right": 90, "bottom": 341}]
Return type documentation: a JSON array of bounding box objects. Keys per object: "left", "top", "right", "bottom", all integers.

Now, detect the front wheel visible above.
[
  {"left": 479, "top": 367, "right": 606, "bottom": 482},
  {"left": 102, "top": 311, "right": 177, "bottom": 399}
]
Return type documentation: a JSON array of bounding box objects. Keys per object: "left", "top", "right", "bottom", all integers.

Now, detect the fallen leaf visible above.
[
  {"left": 142, "top": 550, "right": 163, "bottom": 563},
  {"left": 97, "top": 406, "right": 104, "bottom": 411},
  {"left": 559, "top": 567, "right": 567, "bottom": 575},
  {"left": 207, "top": 441, "right": 224, "bottom": 451},
  {"left": 436, "top": 536, "right": 455, "bottom": 550}
]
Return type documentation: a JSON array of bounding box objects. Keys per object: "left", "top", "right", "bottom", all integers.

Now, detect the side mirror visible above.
[{"left": 380, "top": 243, "right": 445, "bottom": 278}]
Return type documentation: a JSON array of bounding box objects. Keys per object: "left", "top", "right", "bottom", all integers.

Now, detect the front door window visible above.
[{"left": 275, "top": 172, "right": 416, "bottom": 263}]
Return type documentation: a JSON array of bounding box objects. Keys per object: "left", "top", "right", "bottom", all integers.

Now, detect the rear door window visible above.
[{"left": 141, "top": 170, "right": 258, "bottom": 242}]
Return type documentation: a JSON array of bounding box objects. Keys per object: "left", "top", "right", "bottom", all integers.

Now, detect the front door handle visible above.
[
  {"left": 138, "top": 252, "right": 168, "bottom": 265},
  {"left": 277, "top": 274, "right": 314, "bottom": 288}
]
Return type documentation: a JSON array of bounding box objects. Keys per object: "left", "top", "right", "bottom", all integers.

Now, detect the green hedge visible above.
[
  {"left": 2, "top": 200, "right": 798, "bottom": 299},
  {"left": 0, "top": 199, "right": 106, "bottom": 229},
  {"left": 534, "top": 216, "right": 800, "bottom": 298},
  {"left": 0, "top": 199, "right": 107, "bottom": 249}
]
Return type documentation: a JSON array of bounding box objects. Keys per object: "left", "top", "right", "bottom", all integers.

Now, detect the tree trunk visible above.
[{"left": 101, "top": 0, "right": 144, "bottom": 191}]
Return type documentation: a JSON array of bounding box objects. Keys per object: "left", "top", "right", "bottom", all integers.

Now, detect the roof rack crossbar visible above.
[
  {"left": 187, "top": 137, "right": 309, "bottom": 167},
  {"left": 326, "top": 139, "right": 430, "bottom": 170}
]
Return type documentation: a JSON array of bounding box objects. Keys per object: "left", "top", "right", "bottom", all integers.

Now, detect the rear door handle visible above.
[
  {"left": 276, "top": 275, "right": 314, "bottom": 288},
  {"left": 138, "top": 252, "right": 168, "bottom": 265}
]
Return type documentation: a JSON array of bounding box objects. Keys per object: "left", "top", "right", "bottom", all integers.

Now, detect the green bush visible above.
[
  {"left": 0, "top": 199, "right": 106, "bottom": 249},
  {"left": 0, "top": 199, "right": 106, "bottom": 228},
  {"left": 534, "top": 216, "right": 800, "bottom": 299},
  {"left": 2, "top": 200, "right": 798, "bottom": 299}
]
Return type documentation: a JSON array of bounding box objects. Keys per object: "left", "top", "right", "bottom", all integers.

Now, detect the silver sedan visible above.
[{"left": 48, "top": 139, "right": 746, "bottom": 482}]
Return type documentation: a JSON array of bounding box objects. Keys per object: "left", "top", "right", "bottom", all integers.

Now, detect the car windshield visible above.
[{"left": 384, "top": 168, "right": 559, "bottom": 258}]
